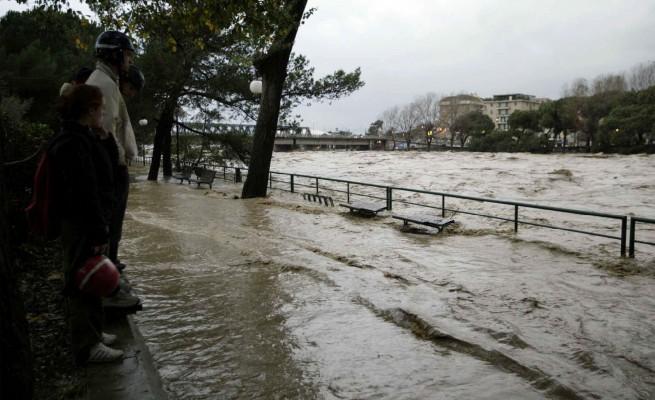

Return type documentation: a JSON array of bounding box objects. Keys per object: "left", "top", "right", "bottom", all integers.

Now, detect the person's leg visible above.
[
  {"left": 109, "top": 165, "right": 129, "bottom": 264},
  {"left": 61, "top": 220, "right": 103, "bottom": 364},
  {"left": 68, "top": 293, "right": 103, "bottom": 365}
]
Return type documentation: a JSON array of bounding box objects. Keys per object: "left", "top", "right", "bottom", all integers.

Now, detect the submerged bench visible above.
[
  {"left": 339, "top": 201, "right": 387, "bottom": 216},
  {"left": 303, "top": 193, "right": 335, "bottom": 207},
  {"left": 172, "top": 165, "right": 193, "bottom": 184},
  {"left": 189, "top": 168, "right": 217, "bottom": 189},
  {"left": 392, "top": 213, "right": 455, "bottom": 232}
]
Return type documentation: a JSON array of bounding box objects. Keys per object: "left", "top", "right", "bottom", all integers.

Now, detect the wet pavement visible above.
[{"left": 82, "top": 314, "right": 168, "bottom": 400}]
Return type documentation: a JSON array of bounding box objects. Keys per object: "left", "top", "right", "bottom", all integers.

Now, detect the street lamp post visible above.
[
  {"left": 426, "top": 128, "right": 433, "bottom": 151},
  {"left": 175, "top": 118, "right": 180, "bottom": 170}
]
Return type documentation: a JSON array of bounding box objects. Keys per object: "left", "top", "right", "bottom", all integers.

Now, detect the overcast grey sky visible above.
[
  {"left": 293, "top": 0, "right": 655, "bottom": 133},
  {"left": 2, "top": 0, "right": 655, "bottom": 134}
]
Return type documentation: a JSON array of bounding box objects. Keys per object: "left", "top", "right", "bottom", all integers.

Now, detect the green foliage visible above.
[
  {"left": 508, "top": 110, "right": 540, "bottom": 132},
  {"left": 468, "top": 129, "right": 552, "bottom": 153},
  {"left": 538, "top": 98, "right": 576, "bottom": 135},
  {"left": 0, "top": 7, "right": 100, "bottom": 127},
  {"left": 451, "top": 111, "right": 494, "bottom": 145},
  {"left": 600, "top": 104, "right": 655, "bottom": 148},
  {"left": 0, "top": 95, "right": 53, "bottom": 163}
]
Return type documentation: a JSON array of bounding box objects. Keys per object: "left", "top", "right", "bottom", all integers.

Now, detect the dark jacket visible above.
[{"left": 49, "top": 121, "right": 116, "bottom": 246}]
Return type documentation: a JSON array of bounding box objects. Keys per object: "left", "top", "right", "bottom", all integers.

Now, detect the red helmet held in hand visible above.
[{"left": 75, "top": 255, "right": 120, "bottom": 297}]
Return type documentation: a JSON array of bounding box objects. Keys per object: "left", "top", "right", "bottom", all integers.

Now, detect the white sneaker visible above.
[
  {"left": 88, "top": 342, "right": 124, "bottom": 363},
  {"left": 102, "top": 332, "right": 117, "bottom": 345}
]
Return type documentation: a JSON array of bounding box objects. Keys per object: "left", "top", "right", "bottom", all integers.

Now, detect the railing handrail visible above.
[
  {"left": 268, "top": 169, "right": 626, "bottom": 220},
  {"left": 632, "top": 216, "right": 655, "bottom": 224}
]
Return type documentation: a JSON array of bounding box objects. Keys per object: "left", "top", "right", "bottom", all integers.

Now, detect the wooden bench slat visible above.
[
  {"left": 339, "top": 201, "right": 387, "bottom": 216},
  {"left": 392, "top": 214, "right": 455, "bottom": 232}
]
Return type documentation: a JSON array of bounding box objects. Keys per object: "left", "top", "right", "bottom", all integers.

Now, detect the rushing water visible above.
[{"left": 123, "top": 151, "right": 654, "bottom": 399}]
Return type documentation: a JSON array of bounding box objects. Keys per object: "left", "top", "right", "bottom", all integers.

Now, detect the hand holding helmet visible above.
[{"left": 75, "top": 255, "right": 120, "bottom": 297}]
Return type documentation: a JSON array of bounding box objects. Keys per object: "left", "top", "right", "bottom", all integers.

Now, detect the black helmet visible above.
[
  {"left": 95, "top": 30, "right": 135, "bottom": 64},
  {"left": 123, "top": 65, "right": 145, "bottom": 91}
]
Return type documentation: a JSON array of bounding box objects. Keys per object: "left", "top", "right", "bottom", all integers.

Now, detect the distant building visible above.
[
  {"left": 482, "top": 94, "right": 548, "bottom": 131},
  {"left": 438, "top": 94, "right": 485, "bottom": 123},
  {"left": 438, "top": 94, "right": 485, "bottom": 142}
]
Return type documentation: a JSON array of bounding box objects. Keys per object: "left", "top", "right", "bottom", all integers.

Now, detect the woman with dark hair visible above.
[{"left": 50, "top": 84, "right": 124, "bottom": 364}]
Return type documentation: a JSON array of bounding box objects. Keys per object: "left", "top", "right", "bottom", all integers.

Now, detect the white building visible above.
[{"left": 483, "top": 94, "right": 549, "bottom": 131}]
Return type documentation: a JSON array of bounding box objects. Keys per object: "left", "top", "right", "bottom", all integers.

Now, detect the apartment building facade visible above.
[
  {"left": 438, "top": 93, "right": 549, "bottom": 133},
  {"left": 483, "top": 94, "right": 548, "bottom": 131},
  {"left": 437, "top": 94, "right": 485, "bottom": 141}
]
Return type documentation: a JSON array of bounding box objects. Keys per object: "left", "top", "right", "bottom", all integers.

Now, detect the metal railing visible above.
[
  {"left": 140, "top": 158, "right": 654, "bottom": 258},
  {"left": 629, "top": 216, "right": 655, "bottom": 258},
  {"left": 265, "top": 170, "right": 631, "bottom": 256}
]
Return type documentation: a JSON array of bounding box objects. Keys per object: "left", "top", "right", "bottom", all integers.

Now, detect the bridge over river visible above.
[
  {"left": 274, "top": 135, "right": 387, "bottom": 151},
  {"left": 176, "top": 121, "right": 387, "bottom": 151}
]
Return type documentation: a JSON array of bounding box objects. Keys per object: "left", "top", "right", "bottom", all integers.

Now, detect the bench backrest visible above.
[
  {"left": 200, "top": 169, "right": 216, "bottom": 180},
  {"left": 181, "top": 165, "right": 193, "bottom": 176}
]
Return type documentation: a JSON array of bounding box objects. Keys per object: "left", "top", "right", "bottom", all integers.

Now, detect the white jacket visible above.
[{"left": 86, "top": 61, "right": 137, "bottom": 166}]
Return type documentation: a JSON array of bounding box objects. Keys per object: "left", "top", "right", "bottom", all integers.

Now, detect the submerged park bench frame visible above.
[
  {"left": 147, "top": 159, "right": 654, "bottom": 258},
  {"left": 189, "top": 168, "right": 217, "bottom": 189},
  {"left": 172, "top": 165, "right": 217, "bottom": 189},
  {"left": 172, "top": 165, "right": 193, "bottom": 184},
  {"left": 339, "top": 200, "right": 387, "bottom": 216},
  {"left": 392, "top": 214, "right": 455, "bottom": 233}
]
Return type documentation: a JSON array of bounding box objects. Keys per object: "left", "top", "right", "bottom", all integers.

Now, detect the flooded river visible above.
[{"left": 123, "top": 151, "right": 654, "bottom": 399}]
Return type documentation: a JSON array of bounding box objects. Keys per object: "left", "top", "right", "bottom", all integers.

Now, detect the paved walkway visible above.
[{"left": 79, "top": 312, "right": 167, "bottom": 399}]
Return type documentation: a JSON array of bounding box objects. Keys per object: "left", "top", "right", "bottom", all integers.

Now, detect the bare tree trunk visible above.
[
  {"left": 163, "top": 128, "right": 173, "bottom": 177},
  {"left": 148, "top": 99, "right": 177, "bottom": 181},
  {"left": 0, "top": 130, "right": 33, "bottom": 399},
  {"left": 242, "top": 0, "right": 308, "bottom": 198}
]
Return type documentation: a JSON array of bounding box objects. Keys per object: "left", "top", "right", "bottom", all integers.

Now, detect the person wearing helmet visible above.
[
  {"left": 59, "top": 66, "right": 94, "bottom": 96},
  {"left": 121, "top": 65, "right": 145, "bottom": 98},
  {"left": 86, "top": 30, "right": 140, "bottom": 310},
  {"left": 50, "top": 84, "right": 124, "bottom": 363}
]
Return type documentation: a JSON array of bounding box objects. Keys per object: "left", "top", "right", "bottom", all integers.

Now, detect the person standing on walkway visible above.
[
  {"left": 51, "top": 84, "right": 124, "bottom": 364},
  {"left": 86, "top": 30, "right": 140, "bottom": 309},
  {"left": 121, "top": 65, "right": 145, "bottom": 98}
]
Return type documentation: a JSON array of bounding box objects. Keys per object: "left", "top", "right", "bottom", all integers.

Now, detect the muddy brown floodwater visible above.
[{"left": 123, "top": 152, "right": 654, "bottom": 399}]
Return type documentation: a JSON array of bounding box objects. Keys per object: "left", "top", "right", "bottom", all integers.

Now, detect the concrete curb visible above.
[{"left": 81, "top": 314, "right": 168, "bottom": 399}]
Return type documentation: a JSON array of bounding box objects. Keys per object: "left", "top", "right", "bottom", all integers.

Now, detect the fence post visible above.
[
  {"left": 386, "top": 187, "right": 392, "bottom": 210},
  {"left": 235, "top": 167, "right": 242, "bottom": 183},
  {"left": 223, "top": 166, "right": 226, "bottom": 180},
  {"left": 315, "top": 177, "right": 319, "bottom": 195},
  {"left": 620, "top": 216, "right": 627, "bottom": 257},
  {"left": 290, "top": 175, "right": 295, "bottom": 193},
  {"left": 442, "top": 195, "right": 445, "bottom": 218},
  {"left": 347, "top": 182, "right": 350, "bottom": 203},
  {"left": 629, "top": 218, "right": 635, "bottom": 258},
  {"left": 514, "top": 205, "right": 519, "bottom": 233}
]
